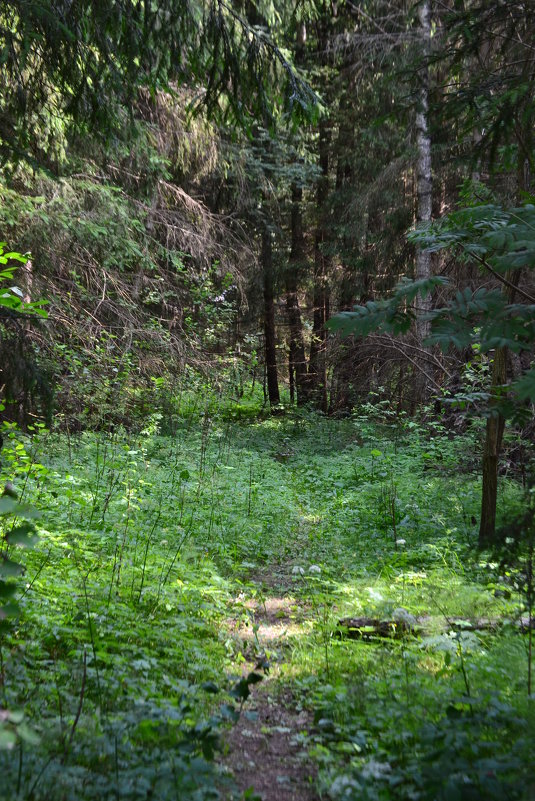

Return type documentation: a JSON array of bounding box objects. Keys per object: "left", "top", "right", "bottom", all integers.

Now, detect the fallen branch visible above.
[{"left": 337, "top": 614, "right": 535, "bottom": 640}]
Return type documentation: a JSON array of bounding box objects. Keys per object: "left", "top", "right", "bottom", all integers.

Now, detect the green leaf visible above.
[
  {"left": 201, "top": 682, "right": 220, "bottom": 694},
  {"left": 0, "top": 559, "right": 24, "bottom": 578},
  {"left": 512, "top": 367, "right": 535, "bottom": 402},
  {"left": 0, "top": 581, "right": 17, "bottom": 601},
  {"left": 7, "top": 523, "right": 38, "bottom": 547},
  {"left": 0, "top": 497, "right": 19, "bottom": 516},
  {"left": 0, "top": 728, "right": 17, "bottom": 750},
  {"left": 0, "top": 497, "right": 40, "bottom": 519},
  {"left": 15, "top": 722, "right": 40, "bottom": 746}
]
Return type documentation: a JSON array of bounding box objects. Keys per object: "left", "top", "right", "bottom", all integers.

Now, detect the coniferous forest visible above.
[{"left": 1, "top": 2, "right": 535, "bottom": 799}]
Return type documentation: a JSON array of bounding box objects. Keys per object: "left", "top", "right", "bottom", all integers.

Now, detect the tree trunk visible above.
[
  {"left": 479, "top": 347, "right": 507, "bottom": 545},
  {"left": 289, "top": 346, "right": 295, "bottom": 404},
  {"left": 479, "top": 143, "right": 529, "bottom": 544},
  {"left": 414, "top": 0, "right": 433, "bottom": 403},
  {"left": 308, "top": 280, "right": 328, "bottom": 412},
  {"left": 309, "top": 117, "right": 330, "bottom": 413},
  {"left": 286, "top": 185, "right": 310, "bottom": 405},
  {"left": 262, "top": 227, "right": 280, "bottom": 408}
]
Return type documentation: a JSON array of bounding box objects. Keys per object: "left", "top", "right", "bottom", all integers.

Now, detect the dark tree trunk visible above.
[
  {"left": 289, "top": 345, "right": 295, "bottom": 404},
  {"left": 308, "top": 282, "right": 329, "bottom": 412},
  {"left": 329, "top": 91, "right": 358, "bottom": 414},
  {"left": 479, "top": 346, "right": 507, "bottom": 545},
  {"left": 478, "top": 46, "right": 532, "bottom": 546},
  {"left": 479, "top": 138, "right": 526, "bottom": 544},
  {"left": 262, "top": 227, "right": 280, "bottom": 408}
]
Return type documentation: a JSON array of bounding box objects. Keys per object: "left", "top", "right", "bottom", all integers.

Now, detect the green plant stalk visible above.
[
  {"left": 136, "top": 510, "right": 162, "bottom": 605},
  {"left": 81, "top": 574, "right": 103, "bottom": 714},
  {"left": 62, "top": 649, "right": 87, "bottom": 764},
  {"left": 114, "top": 483, "right": 133, "bottom": 592}
]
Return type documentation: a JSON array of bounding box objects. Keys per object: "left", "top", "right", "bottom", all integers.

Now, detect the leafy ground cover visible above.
[{"left": 0, "top": 401, "right": 533, "bottom": 800}]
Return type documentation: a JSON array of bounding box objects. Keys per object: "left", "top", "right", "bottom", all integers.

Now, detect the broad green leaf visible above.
[
  {"left": 0, "top": 559, "right": 24, "bottom": 578},
  {"left": 0, "top": 728, "right": 17, "bottom": 750},
  {"left": 7, "top": 523, "right": 38, "bottom": 547}
]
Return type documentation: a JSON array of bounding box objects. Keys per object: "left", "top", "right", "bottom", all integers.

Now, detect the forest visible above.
[{"left": 0, "top": 1, "right": 534, "bottom": 799}]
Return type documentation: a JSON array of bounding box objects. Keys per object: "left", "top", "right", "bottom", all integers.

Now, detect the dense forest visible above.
[{"left": 1, "top": 2, "right": 534, "bottom": 799}]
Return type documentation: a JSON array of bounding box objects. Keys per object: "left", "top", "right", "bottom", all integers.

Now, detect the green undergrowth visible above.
[{"left": 0, "top": 404, "right": 533, "bottom": 800}]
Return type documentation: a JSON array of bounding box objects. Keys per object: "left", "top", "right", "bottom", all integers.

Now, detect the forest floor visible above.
[
  {"left": 222, "top": 590, "right": 319, "bottom": 801},
  {"left": 0, "top": 405, "right": 534, "bottom": 800}
]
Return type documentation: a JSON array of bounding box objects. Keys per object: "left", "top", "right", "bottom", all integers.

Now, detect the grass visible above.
[{"left": 0, "top": 403, "right": 533, "bottom": 800}]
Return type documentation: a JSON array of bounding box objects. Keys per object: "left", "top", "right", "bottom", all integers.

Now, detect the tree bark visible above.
[
  {"left": 284, "top": 19, "right": 310, "bottom": 407},
  {"left": 286, "top": 184, "right": 310, "bottom": 405},
  {"left": 414, "top": 0, "right": 433, "bottom": 403},
  {"left": 479, "top": 347, "right": 507, "bottom": 544},
  {"left": 309, "top": 117, "right": 330, "bottom": 413},
  {"left": 262, "top": 227, "right": 280, "bottom": 408},
  {"left": 478, "top": 136, "right": 529, "bottom": 544}
]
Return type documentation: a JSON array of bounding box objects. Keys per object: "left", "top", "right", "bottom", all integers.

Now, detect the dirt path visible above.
[{"left": 221, "top": 590, "right": 320, "bottom": 801}]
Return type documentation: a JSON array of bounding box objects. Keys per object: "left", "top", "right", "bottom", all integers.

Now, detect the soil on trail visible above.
[
  {"left": 221, "top": 592, "right": 320, "bottom": 801},
  {"left": 224, "top": 688, "right": 319, "bottom": 801}
]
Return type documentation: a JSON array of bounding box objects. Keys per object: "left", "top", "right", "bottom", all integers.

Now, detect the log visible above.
[{"left": 337, "top": 613, "right": 534, "bottom": 641}]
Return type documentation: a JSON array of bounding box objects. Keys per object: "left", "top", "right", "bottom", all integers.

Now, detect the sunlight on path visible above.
[
  {"left": 222, "top": 591, "right": 319, "bottom": 801},
  {"left": 236, "top": 597, "right": 310, "bottom": 646}
]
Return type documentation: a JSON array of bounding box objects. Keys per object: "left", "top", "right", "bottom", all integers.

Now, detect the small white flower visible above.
[
  {"left": 396, "top": 538, "right": 406, "bottom": 547},
  {"left": 367, "top": 587, "right": 383, "bottom": 601},
  {"left": 308, "top": 564, "right": 322, "bottom": 574},
  {"left": 292, "top": 566, "right": 305, "bottom": 576}
]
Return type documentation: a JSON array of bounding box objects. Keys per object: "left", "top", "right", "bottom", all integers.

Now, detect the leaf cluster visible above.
[{"left": 0, "top": 0, "right": 317, "bottom": 167}]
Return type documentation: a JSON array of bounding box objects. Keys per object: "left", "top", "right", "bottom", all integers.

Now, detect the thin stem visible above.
[
  {"left": 63, "top": 649, "right": 87, "bottom": 763},
  {"left": 466, "top": 248, "right": 535, "bottom": 304}
]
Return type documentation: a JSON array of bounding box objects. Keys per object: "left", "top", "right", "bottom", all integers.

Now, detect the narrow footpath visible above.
[{"left": 221, "top": 586, "right": 320, "bottom": 801}]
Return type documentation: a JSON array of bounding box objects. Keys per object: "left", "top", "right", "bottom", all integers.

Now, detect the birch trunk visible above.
[
  {"left": 286, "top": 184, "right": 310, "bottom": 405},
  {"left": 309, "top": 117, "right": 330, "bottom": 413},
  {"left": 414, "top": 0, "right": 432, "bottom": 402}
]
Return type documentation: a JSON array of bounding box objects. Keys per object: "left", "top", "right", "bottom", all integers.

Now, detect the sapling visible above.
[
  {"left": 379, "top": 477, "right": 399, "bottom": 546},
  {"left": 198, "top": 410, "right": 212, "bottom": 480}
]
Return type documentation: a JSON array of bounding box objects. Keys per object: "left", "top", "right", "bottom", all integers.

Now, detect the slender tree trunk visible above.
[
  {"left": 262, "top": 227, "right": 280, "bottom": 408},
  {"left": 286, "top": 184, "right": 310, "bottom": 404},
  {"left": 289, "top": 346, "right": 295, "bottom": 404},
  {"left": 21, "top": 258, "right": 33, "bottom": 304},
  {"left": 478, "top": 141, "right": 530, "bottom": 543},
  {"left": 414, "top": 0, "right": 432, "bottom": 402},
  {"left": 284, "top": 19, "right": 310, "bottom": 407},
  {"left": 479, "top": 347, "right": 507, "bottom": 544},
  {"left": 309, "top": 116, "right": 330, "bottom": 413},
  {"left": 479, "top": 269, "right": 521, "bottom": 544}
]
